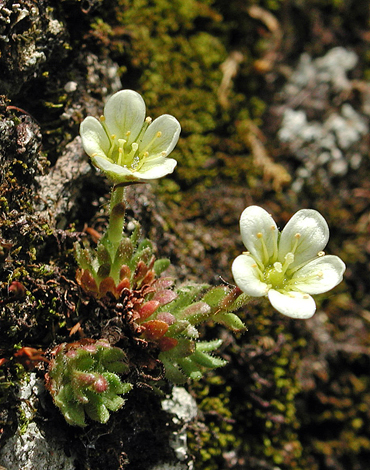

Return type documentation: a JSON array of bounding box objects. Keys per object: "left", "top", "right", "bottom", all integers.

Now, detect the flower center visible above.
[
  {"left": 101, "top": 116, "right": 165, "bottom": 171},
  {"left": 263, "top": 253, "right": 295, "bottom": 290}
]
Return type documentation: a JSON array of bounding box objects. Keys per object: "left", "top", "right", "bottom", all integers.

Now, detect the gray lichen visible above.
[
  {"left": 0, "top": 374, "right": 76, "bottom": 470},
  {"left": 276, "top": 47, "right": 368, "bottom": 192},
  {"left": 161, "top": 387, "right": 198, "bottom": 464}
]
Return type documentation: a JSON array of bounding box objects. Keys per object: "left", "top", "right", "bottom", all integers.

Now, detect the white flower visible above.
[
  {"left": 80, "top": 89, "right": 181, "bottom": 184},
  {"left": 232, "top": 206, "right": 346, "bottom": 319}
]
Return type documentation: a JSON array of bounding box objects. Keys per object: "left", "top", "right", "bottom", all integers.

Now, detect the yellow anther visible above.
[
  {"left": 126, "top": 130, "right": 131, "bottom": 137},
  {"left": 317, "top": 271, "right": 324, "bottom": 278},
  {"left": 271, "top": 225, "right": 276, "bottom": 231},
  {"left": 161, "top": 151, "right": 167, "bottom": 157},
  {"left": 99, "top": 115, "right": 105, "bottom": 122},
  {"left": 251, "top": 263, "right": 257, "bottom": 268},
  {"left": 303, "top": 294, "right": 309, "bottom": 299},
  {"left": 111, "top": 134, "right": 116, "bottom": 140},
  {"left": 156, "top": 131, "right": 162, "bottom": 138},
  {"left": 145, "top": 116, "right": 152, "bottom": 124},
  {"left": 257, "top": 232, "right": 263, "bottom": 238},
  {"left": 295, "top": 233, "right": 301, "bottom": 239},
  {"left": 317, "top": 251, "right": 325, "bottom": 257},
  {"left": 143, "top": 151, "right": 149, "bottom": 157}
]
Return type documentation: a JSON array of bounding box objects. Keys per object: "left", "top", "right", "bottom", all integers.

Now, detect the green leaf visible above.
[
  {"left": 166, "top": 284, "right": 209, "bottom": 314},
  {"left": 102, "top": 393, "right": 125, "bottom": 412},
  {"left": 190, "top": 350, "right": 227, "bottom": 369},
  {"left": 85, "top": 402, "right": 110, "bottom": 424},
  {"left": 196, "top": 339, "right": 223, "bottom": 353},
  {"left": 137, "top": 239, "right": 153, "bottom": 252},
  {"left": 160, "top": 357, "right": 187, "bottom": 384},
  {"left": 113, "top": 237, "right": 133, "bottom": 266},
  {"left": 162, "top": 337, "right": 195, "bottom": 358},
  {"left": 166, "top": 320, "right": 190, "bottom": 336},
  {"left": 63, "top": 403, "right": 86, "bottom": 427},
  {"left": 97, "top": 243, "right": 111, "bottom": 265},
  {"left": 178, "top": 358, "right": 203, "bottom": 381},
  {"left": 130, "top": 221, "right": 141, "bottom": 248},
  {"left": 153, "top": 258, "right": 170, "bottom": 276},
  {"left": 213, "top": 312, "right": 246, "bottom": 331},
  {"left": 201, "top": 286, "right": 229, "bottom": 308},
  {"left": 227, "top": 293, "right": 250, "bottom": 312}
]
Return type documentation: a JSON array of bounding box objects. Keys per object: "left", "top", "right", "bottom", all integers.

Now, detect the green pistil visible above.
[{"left": 264, "top": 263, "right": 285, "bottom": 289}]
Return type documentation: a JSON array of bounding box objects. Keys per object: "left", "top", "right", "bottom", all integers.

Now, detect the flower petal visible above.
[
  {"left": 268, "top": 289, "right": 316, "bottom": 319},
  {"left": 139, "top": 114, "right": 181, "bottom": 158},
  {"left": 279, "top": 209, "right": 329, "bottom": 268},
  {"left": 231, "top": 254, "right": 268, "bottom": 297},
  {"left": 239, "top": 206, "right": 278, "bottom": 266},
  {"left": 104, "top": 90, "right": 146, "bottom": 143},
  {"left": 133, "top": 157, "right": 177, "bottom": 180},
  {"left": 91, "top": 155, "right": 138, "bottom": 183},
  {"left": 291, "top": 255, "right": 345, "bottom": 294},
  {"left": 80, "top": 116, "right": 110, "bottom": 158}
]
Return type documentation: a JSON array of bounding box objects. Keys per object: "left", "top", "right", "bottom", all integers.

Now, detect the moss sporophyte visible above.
[
  {"left": 80, "top": 89, "right": 181, "bottom": 184},
  {"left": 232, "top": 206, "right": 346, "bottom": 318}
]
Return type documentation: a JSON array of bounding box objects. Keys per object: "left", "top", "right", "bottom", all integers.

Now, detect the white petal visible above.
[
  {"left": 133, "top": 158, "right": 177, "bottom": 180},
  {"left": 231, "top": 254, "right": 268, "bottom": 297},
  {"left": 80, "top": 116, "right": 110, "bottom": 157},
  {"left": 291, "top": 255, "right": 346, "bottom": 294},
  {"left": 91, "top": 155, "right": 138, "bottom": 183},
  {"left": 239, "top": 206, "right": 278, "bottom": 266},
  {"left": 268, "top": 289, "right": 316, "bottom": 319},
  {"left": 279, "top": 209, "right": 329, "bottom": 268},
  {"left": 104, "top": 90, "right": 146, "bottom": 143},
  {"left": 139, "top": 114, "right": 181, "bottom": 158}
]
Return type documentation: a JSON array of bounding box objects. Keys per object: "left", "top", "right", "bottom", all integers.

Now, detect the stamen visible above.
[
  {"left": 125, "top": 130, "right": 131, "bottom": 137},
  {"left": 161, "top": 151, "right": 167, "bottom": 157},
  {"left": 139, "top": 129, "right": 163, "bottom": 154},
  {"left": 107, "top": 134, "right": 117, "bottom": 159},
  {"left": 99, "top": 115, "right": 105, "bottom": 122},
  {"left": 303, "top": 294, "right": 309, "bottom": 299},
  {"left": 257, "top": 232, "right": 270, "bottom": 265},
  {"left": 317, "top": 251, "right": 325, "bottom": 257},
  {"left": 290, "top": 233, "right": 301, "bottom": 255},
  {"left": 145, "top": 117, "right": 152, "bottom": 124},
  {"left": 117, "top": 147, "right": 124, "bottom": 166},
  {"left": 270, "top": 225, "right": 278, "bottom": 263}
]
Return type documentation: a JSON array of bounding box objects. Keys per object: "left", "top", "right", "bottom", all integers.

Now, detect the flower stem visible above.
[
  {"left": 99, "top": 186, "right": 126, "bottom": 284},
  {"left": 107, "top": 186, "right": 126, "bottom": 246}
]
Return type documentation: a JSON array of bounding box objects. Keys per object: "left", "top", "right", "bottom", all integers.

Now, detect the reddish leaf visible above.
[
  {"left": 143, "top": 320, "right": 169, "bottom": 341},
  {"left": 137, "top": 301, "right": 160, "bottom": 322},
  {"left": 157, "top": 337, "right": 178, "bottom": 352}
]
